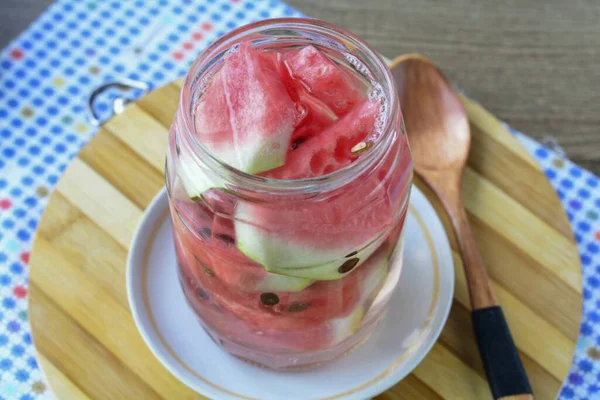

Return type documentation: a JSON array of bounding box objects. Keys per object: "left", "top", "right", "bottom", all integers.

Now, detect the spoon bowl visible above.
[{"left": 391, "top": 54, "right": 470, "bottom": 172}]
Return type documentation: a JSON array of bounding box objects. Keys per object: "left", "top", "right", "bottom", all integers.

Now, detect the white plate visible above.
[{"left": 127, "top": 186, "right": 454, "bottom": 400}]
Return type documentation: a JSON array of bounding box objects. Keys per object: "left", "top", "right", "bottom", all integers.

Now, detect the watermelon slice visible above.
[
  {"left": 285, "top": 45, "right": 368, "bottom": 116},
  {"left": 235, "top": 99, "right": 386, "bottom": 279},
  {"left": 177, "top": 152, "right": 223, "bottom": 200},
  {"left": 176, "top": 237, "right": 358, "bottom": 328},
  {"left": 179, "top": 231, "right": 373, "bottom": 320},
  {"left": 180, "top": 43, "right": 298, "bottom": 198},
  {"left": 261, "top": 99, "right": 380, "bottom": 180},
  {"left": 234, "top": 176, "right": 392, "bottom": 279},
  {"left": 177, "top": 237, "right": 391, "bottom": 351},
  {"left": 172, "top": 193, "right": 314, "bottom": 293},
  {"left": 267, "top": 238, "right": 380, "bottom": 280},
  {"left": 170, "top": 43, "right": 408, "bottom": 358},
  {"left": 208, "top": 219, "right": 315, "bottom": 292},
  {"left": 178, "top": 250, "right": 328, "bottom": 351}
]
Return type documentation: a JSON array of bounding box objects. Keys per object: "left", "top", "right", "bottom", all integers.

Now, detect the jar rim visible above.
[{"left": 179, "top": 17, "right": 400, "bottom": 194}]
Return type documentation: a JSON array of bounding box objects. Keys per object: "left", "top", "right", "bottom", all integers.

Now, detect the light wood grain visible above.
[
  {"left": 30, "top": 238, "right": 195, "bottom": 399},
  {"left": 412, "top": 343, "right": 492, "bottom": 399},
  {"left": 463, "top": 98, "right": 572, "bottom": 238},
  {"left": 30, "top": 285, "right": 164, "bottom": 399},
  {"left": 462, "top": 167, "right": 581, "bottom": 292},
  {"left": 374, "top": 375, "right": 443, "bottom": 400},
  {"left": 416, "top": 175, "right": 581, "bottom": 342},
  {"left": 103, "top": 103, "right": 169, "bottom": 172},
  {"left": 56, "top": 158, "right": 142, "bottom": 249},
  {"left": 28, "top": 82, "right": 581, "bottom": 399},
  {"left": 78, "top": 129, "right": 165, "bottom": 209},
  {"left": 37, "top": 354, "right": 91, "bottom": 400},
  {"left": 48, "top": 216, "right": 130, "bottom": 307}
]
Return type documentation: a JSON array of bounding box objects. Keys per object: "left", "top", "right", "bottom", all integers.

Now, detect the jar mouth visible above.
[{"left": 180, "top": 18, "right": 399, "bottom": 194}]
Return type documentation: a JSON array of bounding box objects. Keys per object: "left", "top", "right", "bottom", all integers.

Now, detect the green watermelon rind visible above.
[
  {"left": 329, "top": 249, "right": 390, "bottom": 344},
  {"left": 180, "top": 43, "right": 297, "bottom": 199},
  {"left": 178, "top": 131, "right": 293, "bottom": 199},
  {"left": 329, "top": 305, "right": 364, "bottom": 345},
  {"left": 229, "top": 131, "right": 289, "bottom": 175},
  {"left": 235, "top": 204, "right": 339, "bottom": 269},
  {"left": 357, "top": 248, "right": 390, "bottom": 305},
  {"left": 235, "top": 196, "right": 390, "bottom": 280},
  {"left": 265, "top": 241, "right": 380, "bottom": 280},
  {"left": 178, "top": 153, "right": 225, "bottom": 199},
  {"left": 178, "top": 139, "right": 291, "bottom": 200}
]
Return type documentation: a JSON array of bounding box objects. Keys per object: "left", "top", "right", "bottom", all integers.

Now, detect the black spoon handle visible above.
[{"left": 472, "top": 306, "right": 533, "bottom": 400}]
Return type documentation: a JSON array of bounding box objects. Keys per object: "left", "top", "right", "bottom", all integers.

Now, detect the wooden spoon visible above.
[{"left": 390, "top": 54, "right": 533, "bottom": 400}]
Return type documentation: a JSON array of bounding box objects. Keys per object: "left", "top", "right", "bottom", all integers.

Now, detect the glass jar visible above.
[{"left": 166, "top": 18, "right": 412, "bottom": 370}]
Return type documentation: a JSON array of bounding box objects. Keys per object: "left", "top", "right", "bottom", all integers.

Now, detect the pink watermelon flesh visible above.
[
  {"left": 291, "top": 88, "right": 338, "bottom": 147},
  {"left": 179, "top": 265, "right": 332, "bottom": 351},
  {"left": 193, "top": 43, "right": 297, "bottom": 174},
  {"left": 173, "top": 192, "right": 310, "bottom": 286},
  {"left": 173, "top": 192, "right": 370, "bottom": 321},
  {"left": 259, "top": 50, "right": 339, "bottom": 147},
  {"left": 175, "top": 230, "right": 358, "bottom": 326},
  {"left": 262, "top": 99, "right": 381, "bottom": 180},
  {"left": 176, "top": 230, "right": 389, "bottom": 351},
  {"left": 285, "top": 45, "right": 367, "bottom": 117}
]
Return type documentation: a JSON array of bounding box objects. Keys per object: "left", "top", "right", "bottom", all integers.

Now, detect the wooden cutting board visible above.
[{"left": 28, "top": 78, "right": 582, "bottom": 400}]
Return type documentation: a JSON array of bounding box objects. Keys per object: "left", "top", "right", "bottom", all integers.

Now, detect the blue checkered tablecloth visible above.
[{"left": 0, "top": 1, "right": 598, "bottom": 398}]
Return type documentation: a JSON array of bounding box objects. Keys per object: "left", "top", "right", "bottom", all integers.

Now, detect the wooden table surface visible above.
[{"left": 3, "top": 0, "right": 600, "bottom": 175}]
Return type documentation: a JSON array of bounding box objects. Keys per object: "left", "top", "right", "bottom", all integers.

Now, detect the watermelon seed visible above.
[
  {"left": 288, "top": 302, "right": 308, "bottom": 312},
  {"left": 199, "top": 227, "right": 212, "bottom": 239},
  {"left": 215, "top": 233, "right": 235, "bottom": 245},
  {"left": 202, "top": 264, "right": 215, "bottom": 278},
  {"left": 194, "top": 255, "right": 215, "bottom": 277},
  {"left": 175, "top": 142, "right": 181, "bottom": 155},
  {"left": 197, "top": 288, "right": 209, "bottom": 299},
  {"left": 345, "top": 251, "right": 358, "bottom": 258},
  {"left": 351, "top": 141, "right": 373, "bottom": 155},
  {"left": 338, "top": 258, "right": 360, "bottom": 274},
  {"left": 290, "top": 137, "right": 306, "bottom": 150},
  {"left": 260, "top": 293, "right": 280, "bottom": 306}
]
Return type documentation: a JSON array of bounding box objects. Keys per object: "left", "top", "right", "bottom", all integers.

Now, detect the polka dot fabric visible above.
[
  {"left": 511, "top": 131, "right": 600, "bottom": 399},
  {"left": 0, "top": 0, "right": 596, "bottom": 398},
  {"left": 0, "top": 0, "right": 301, "bottom": 398}
]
